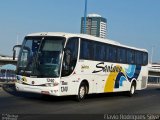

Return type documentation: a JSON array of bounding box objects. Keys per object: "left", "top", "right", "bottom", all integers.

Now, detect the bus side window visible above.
[
  {"left": 135, "top": 51, "right": 143, "bottom": 65},
  {"left": 127, "top": 50, "right": 135, "bottom": 64},
  {"left": 143, "top": 52, "right": 148, "bottom": 65},
  {"left": 108, "top": 45, "right": 117, "bottom": 62},
  {"left": 80, "top": 39, "right": 94, "bottom": 60},
  {"left": 117, "top": 48, "right": 126, "bottom": 63},
  {"left": 62, "top": 37, "right": 79, "bottom": 77},
  {"left": 95, "top": 42, "right": 105, "bottom": 61},
  {"left": 105, "top": 44, "right": 109, "bottom": 61}
]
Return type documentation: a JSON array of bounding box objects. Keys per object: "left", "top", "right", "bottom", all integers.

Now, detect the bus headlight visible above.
[
  {"left": 17, "top": 75, "right": 21, "bottom": 80},
  {"left": 53, "top": 81, "right": 59, "bottom": 86},
  {"left": 16, "top": 75, "right": 23, "bottom": 84},
  {"left": 16, "top": 80, "right": 23, "bottom": 84},
  {"left": 45, "top": 83, "right": 54, "bottom": 87}
]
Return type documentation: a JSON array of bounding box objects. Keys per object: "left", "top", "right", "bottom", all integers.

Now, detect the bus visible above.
[{"left": 13, "top": 32, "right": 148, "bottom": 101}]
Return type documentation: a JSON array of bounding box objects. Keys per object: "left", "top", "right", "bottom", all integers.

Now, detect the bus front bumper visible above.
[{"left": 15, "top": 82, "right": 60, "bottom": 96}]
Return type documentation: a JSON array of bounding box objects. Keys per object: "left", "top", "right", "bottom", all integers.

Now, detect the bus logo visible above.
[
  {"left": 92, "top": 62, "right": 122, "bottom": 73},
  {"left": 81, "top": 65, "right": 89, "bottom": 69}
]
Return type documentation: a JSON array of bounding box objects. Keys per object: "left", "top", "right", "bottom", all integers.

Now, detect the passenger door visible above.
[{"left": 60, "top": 37, "right": 79, "bottom": 95}]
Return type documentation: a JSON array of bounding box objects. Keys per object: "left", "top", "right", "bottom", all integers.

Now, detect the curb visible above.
[
  {"left": 0, "top": 82, "right": 15, "bottom": 87},
  {"left": 0, "top": 84, "right": 2, "bottom": 91},
  {"left": 147, "top": 84, "right": 160, "bottom": 86},
  {"left": 0, "top": 83, "right": 2, "bottom": 87}
]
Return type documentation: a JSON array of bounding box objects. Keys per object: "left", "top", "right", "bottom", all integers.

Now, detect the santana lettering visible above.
[{"left": 92, "top": 62, "right": 122, "bottom": 73}]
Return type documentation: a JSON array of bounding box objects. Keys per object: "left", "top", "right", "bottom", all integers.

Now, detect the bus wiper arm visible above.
[{"left": 22, "top": 56, "right": 34, "bottom": 76}]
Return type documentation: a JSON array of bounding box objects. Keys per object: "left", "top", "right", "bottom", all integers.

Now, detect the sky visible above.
[{"left": 0, "top": 0, "right": 160, "bottom": 62}]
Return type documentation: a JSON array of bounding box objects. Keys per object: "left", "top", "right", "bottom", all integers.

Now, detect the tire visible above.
[
  {"left": 128, "top": 82, "right": 136, "bottom": 97},
  {"left": 76, "top": 83, "right": 87, "bottom": 101}
]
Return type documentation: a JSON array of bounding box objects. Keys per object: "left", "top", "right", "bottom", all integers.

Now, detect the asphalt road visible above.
[{"left": 0, "top": 84, "right": 160, "bottom": 120}]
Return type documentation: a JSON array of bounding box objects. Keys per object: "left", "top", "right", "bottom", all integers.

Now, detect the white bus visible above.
[{"left": 13, "top": 32, "right": 148, "bottom": 101}]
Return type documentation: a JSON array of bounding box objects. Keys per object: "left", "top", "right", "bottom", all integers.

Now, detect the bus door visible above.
[{"left": 60, "top": 37, "right": 79, "bottom": 95}]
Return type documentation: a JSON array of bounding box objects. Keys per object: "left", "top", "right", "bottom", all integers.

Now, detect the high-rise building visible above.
[{"left": 81, "top": 14, "right": 107, "bottom": 38}]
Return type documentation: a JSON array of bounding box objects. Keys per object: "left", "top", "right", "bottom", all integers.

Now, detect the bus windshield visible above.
[{"left": 17, "top": 36, "right": 65, "bottom": 78}]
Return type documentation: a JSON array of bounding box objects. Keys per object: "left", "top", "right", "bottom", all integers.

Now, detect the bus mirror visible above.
[
  {"left": 13, "top": 50, "right": 16, "bottom": 60},
  {"left": 12, "top": 45, "right": 22, "bottom": 60}
]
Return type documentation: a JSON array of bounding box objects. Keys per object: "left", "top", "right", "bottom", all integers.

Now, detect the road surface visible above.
[{"left": 0, "top": 84, "right": 160, "bottom": 120}]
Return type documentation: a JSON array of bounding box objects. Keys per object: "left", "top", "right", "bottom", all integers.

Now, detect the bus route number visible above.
[{"left": 61, "top": 86, "right": 68, "bottom": 92}]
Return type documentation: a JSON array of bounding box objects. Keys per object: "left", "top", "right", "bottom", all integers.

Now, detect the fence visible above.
[
  {"left": 0, "top": 73, "right": 16, "bottom": 86},
  {"left": 0, "top": 74, "right": 16, "bottom": 81},
  {"left": 148, "top": 76, "right": 160, "bottom": 85}
]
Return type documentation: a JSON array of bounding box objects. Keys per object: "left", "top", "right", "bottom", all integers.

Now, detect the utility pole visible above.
[{"left": 16, "top": 33, "right": 20, "bottom": 57}]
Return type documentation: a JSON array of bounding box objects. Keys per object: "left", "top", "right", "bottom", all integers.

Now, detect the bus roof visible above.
[{"left": 27, "top": 32, "right": 148, "bottom": 52}]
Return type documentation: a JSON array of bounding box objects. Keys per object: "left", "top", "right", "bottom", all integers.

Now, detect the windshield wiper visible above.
[
  {"left": 31, "top": 37, "right": 44, "bottom": 76},
  {"left": 22, "top": 37, "right": 44, "bottom": 76},
  {"left": 22, "top": 55, "right": 35, "bottom": 76}
]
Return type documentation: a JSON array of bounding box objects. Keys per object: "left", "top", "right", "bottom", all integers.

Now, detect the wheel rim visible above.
[
  {"left": 79, "top": 86, "right": 85, "bottom": 99},
  {"left": 131, "top": 85, "right": 135, "bottom": 94}
]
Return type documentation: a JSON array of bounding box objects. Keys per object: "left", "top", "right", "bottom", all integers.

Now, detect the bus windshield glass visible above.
[{"left": 17, "top": 36, "right": 65, "bottom": 78}]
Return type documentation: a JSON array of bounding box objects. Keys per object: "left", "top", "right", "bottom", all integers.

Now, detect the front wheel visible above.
[
  {"left": 128, "top": 82, "right": 136, "bottom": 97},
  {"left": 76, "top": 83, "right": 87, "bottom": 101}
]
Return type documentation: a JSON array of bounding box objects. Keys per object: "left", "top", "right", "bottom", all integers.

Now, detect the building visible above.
[
  {"left": 0, "top": 54, "right": 17, "bottom": 81},
  {"left": 0, "top": 54, "right": 13, "bottom": 61},
  {"left": 81, "top": 14, "right": 107, "bottom": 38},
  {"left": 0, "top": 54, "right": 17, "bottom": 66}
]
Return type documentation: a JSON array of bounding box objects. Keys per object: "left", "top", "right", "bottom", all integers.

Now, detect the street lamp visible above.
[
  {"left": 84, "top": 0, "right": 87, "bottom": 34},
  {"left": 151, "top": 45, "right": 155, "bottom": 64},
  {"left": 16, "top": 33, "right": 20, "bottom": 57}
]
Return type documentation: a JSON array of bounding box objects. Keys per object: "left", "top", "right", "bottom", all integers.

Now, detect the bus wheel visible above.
[
  {"left": 128, "top": 82, "right": 136, "bottom": 97},
  {"left": 76, "top": 83, "right": 87, "bottom": 101}
]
